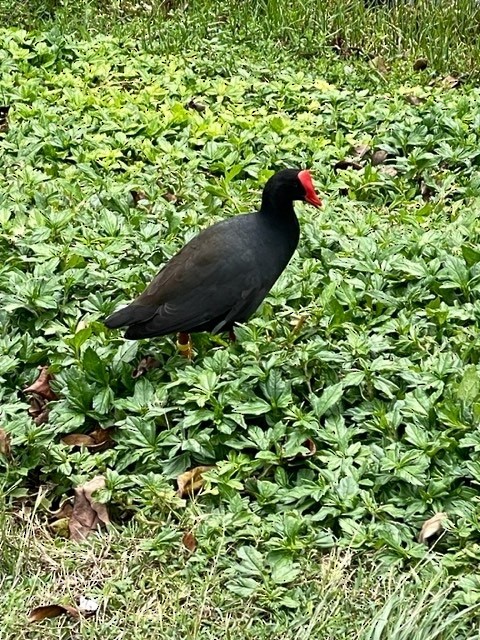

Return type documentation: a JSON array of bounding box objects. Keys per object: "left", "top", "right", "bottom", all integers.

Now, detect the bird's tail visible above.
[{"left": 104, "top": 304, "right": 157, "bottom": 329}]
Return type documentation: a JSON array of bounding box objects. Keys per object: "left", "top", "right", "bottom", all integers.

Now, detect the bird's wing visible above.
[{"left": 105, "top": 218, "right": 264, "bottom": 333}]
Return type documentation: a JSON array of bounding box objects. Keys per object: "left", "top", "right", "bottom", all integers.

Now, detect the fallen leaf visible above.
[
  {"left": 413, "top": 57, "right": 428, "bottom": 71},
  {"left": 177, "top": 466, "right": 213, "bottom": 497},
  {"left": 420, "top": 180, "right": 434, "bottom": 200},
  {"left": 372, "top": 56, "right": 388, "bottom": 75},
  {"left": 442, "top": 75, "right": 462, "bottom": 89},
  {"left": 334, "top": 159, "right": 363, "bottom": 171},
  {"left": 61, "top": 428, "right": 113, "bottom": 451},
  {"left": 62, "top": 434, "right": 96, "bottom": 447},
  {"left": 88, "top": 427, "right": 114, "bottom": 450},
  {"left": 34, "top": 407, "right": 50, "bottom": 425},
  {"left": 290, "top": 315, "right": 307, "bottom": 335},
  {"left": 182, "top": 531, "right": 197, "bottom": 552},
  {"left": 302, "top": 438, "right": 317, "bottom": 458},
  {"left": 24, "top": 366, "right": 57, "bottom": 401},
  {"left": 163, "top": 191, "right": 177, "bottom": 203},
  {"left": 26, "top": 394, "right": 51, "bottom": 426},
  {"left": 69, "top": 476, "right": 110, "bottom": 541},
  {"left": 28, "top": 604, "right": 79, "bottom": 623},
  {"left": 285, "top": 438, "right": 317, "bottom": 460},
  {"left": 187, "top": 99, "right": 206, "bottom": 113},
  {"left": 130, "top": 189, "right": 148, "bottom": 205},
  {"left": 0, "top": 428, "right": 11, "bottom": 457},
  {"left": 132, "top": 356, "right": 161, "bottom": 379},
  {"left": 379, "top": 165, "right": 398, "bottom": 178},
  {"left": 418, "top": 512, "right": 447, "bottom": 543},
  {"left": 405, "top": 94, "right": 424, "bottom": 106},
  {"left": 371, "top": 149, "right": 389, "bottom": 166},
  {"left": 0, "top": 105, "right": 9, "bottom": 133},
  {"left": 353, "top": 144, "right": 370, "bottom": 159}
]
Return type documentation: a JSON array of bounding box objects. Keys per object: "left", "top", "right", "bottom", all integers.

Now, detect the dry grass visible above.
[{"left": 0, "top": 503, "right": 478, "bottom": 640}]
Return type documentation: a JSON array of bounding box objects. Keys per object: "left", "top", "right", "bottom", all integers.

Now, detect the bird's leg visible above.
[
  {"left": 177, "top": 332, "right": 193, "bottom": 358},
  {"left": 229, "top": 329, "right": 237, "bottom": 343}
]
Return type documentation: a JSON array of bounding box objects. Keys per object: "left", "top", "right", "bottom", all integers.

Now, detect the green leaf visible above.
[
  {"left": 226, "top": 577, "right": 259, "bottom": 597},
  {"left": 233, "top": 399, "right": 271, "bottom": 416},
  {"left": 93, "top": 386, "right": 114, "bottom": 414},
  {"left": 132, "top": 378, "right": 155, "bottom": 407},
  {"left": 270, "top": 555, "right": 301, "bottom": 585},
  {"left": 311, "top": 383, "right": 344, "bottom": 418},
  {"left": 68, "top": 326, "right": 92, "bottom": 353},
  {"left": 237, "top": 546, "right": 264, "bottom": 576},
  {"left": 83, "top": 346, "right": 109, "bottom": 385},
  {"left": 458, "top": 366, "right": 480, "bottom": 405}
]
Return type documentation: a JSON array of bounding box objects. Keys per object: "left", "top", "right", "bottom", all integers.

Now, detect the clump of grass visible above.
[
  {"left": 1, "top": 0, "right": 480, "bottom": 76},
  {"left": 0, "top": 502, "right": 478, "bottom": 640}
]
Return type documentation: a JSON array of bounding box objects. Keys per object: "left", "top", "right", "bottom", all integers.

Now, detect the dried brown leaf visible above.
[
  {"left": 62, "top": 434, "right": 96, "bottom": 447},
  {"left": 334, "top": 159, "right": 363, "bottom": 172},
  {"left": 371, "top": 149, "right": 389, "bottom": 166},
  {"left": 28, "top": 604, "right": 79, "bottom": 623},
  {"left": 130, "top": 189, "right": 148, "bottom": 205},
  {"left": 442, "top": 75, "right": 462, "bottom": 89},
  {"left": 61, "top": 428, "right": 113, "bottom": 451},
  {"left": 420, "top": 181, "right": 434, "bottom": 201},
  {"left": 418, "top": 512, "right": 447, "bottom": 543},
  {"left": 187, "top": 99, "right": 206, "bottom": 113},
  {"left": 413, "top": 58, "right": 428, "bottom": 71},
  {"left": 88, "top": 427, "right": 114, "bottom": 450},
  {"left": 0, "top": 428, "right": 11, "bottom": 457},
  {"left": 405, "top": 94, "right": 424, "bottom": 106},
  {"left": 163, "top": 192, "right": 177, "bottom": 203},
  {"left": 182, "top": 531, "right": 197, "bottom": 552},
  {"left": 26, "top": 393, "right": 52, "bottom": 426},
  {"left": 379, "top": 165, "right": 398, "bottom": 178},
  {"left": 33, "top": 406, "right": 50, "bottom": 425},
  {"left": 353, "top": 144, "right": 370, "bottom": 159},
  {"left": 69, "top": 476, "right": 110, "bottom": 541},
  {"left": 27, "top": 395, "right": 45, "bottom": 418},
  {"left": 132, "top": 356, "right": 161, "bottom": 379},
  {"left": 372, "top": 56, "right": 388, "bottom": 75},
  {"left": 0, "top": 105, "right": 9, "bottom": 133},
  {"left": 302, "top": 438, "right": 317, "bottom": 458},
  {"left": 290, "top": 315, "right": 307, "bottom": 335},
  {"left": 24, "top": 366, "right": 57, "bottom": 401},
  {"left": 177, "top": 466, "right": 213, "bottom": 497}
]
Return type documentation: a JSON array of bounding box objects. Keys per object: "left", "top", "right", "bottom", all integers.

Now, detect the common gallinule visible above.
[{"left": 104, "top": 168, "right": 322, "bottom": 354}]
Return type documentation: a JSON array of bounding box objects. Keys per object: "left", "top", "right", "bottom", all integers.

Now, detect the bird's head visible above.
[{"left": 262, "top": 168, "right": 322, "bottom": 212}]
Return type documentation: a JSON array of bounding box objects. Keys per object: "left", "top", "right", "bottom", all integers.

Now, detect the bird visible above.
[{"left": 104, "top": 168, "right": 322, "bottom": 355}]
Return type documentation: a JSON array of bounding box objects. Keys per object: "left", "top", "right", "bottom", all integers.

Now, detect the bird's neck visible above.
[
  {"left": 261, "top": 188, "right": 296, "bottom": 219},
  {"left": 259, "top": 197, "right": 300, "bottom": 253}
]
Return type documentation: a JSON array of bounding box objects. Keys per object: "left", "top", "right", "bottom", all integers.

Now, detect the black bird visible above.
[{"left": 104, "top": 168, "right": 322, "bottom": 353}]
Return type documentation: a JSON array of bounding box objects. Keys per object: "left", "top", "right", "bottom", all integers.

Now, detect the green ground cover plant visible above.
[{"left": 2, "top": 2, "right": 480, "bottom": 636}]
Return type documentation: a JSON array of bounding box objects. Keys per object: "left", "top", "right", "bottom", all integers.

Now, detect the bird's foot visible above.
[{"left": 177, "top": 332, "right": 193, "bottom": 359}]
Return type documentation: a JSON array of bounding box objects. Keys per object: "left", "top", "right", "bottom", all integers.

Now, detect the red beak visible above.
[{"left": 298, "top": 169, "right": 322, "bottom": 208}]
